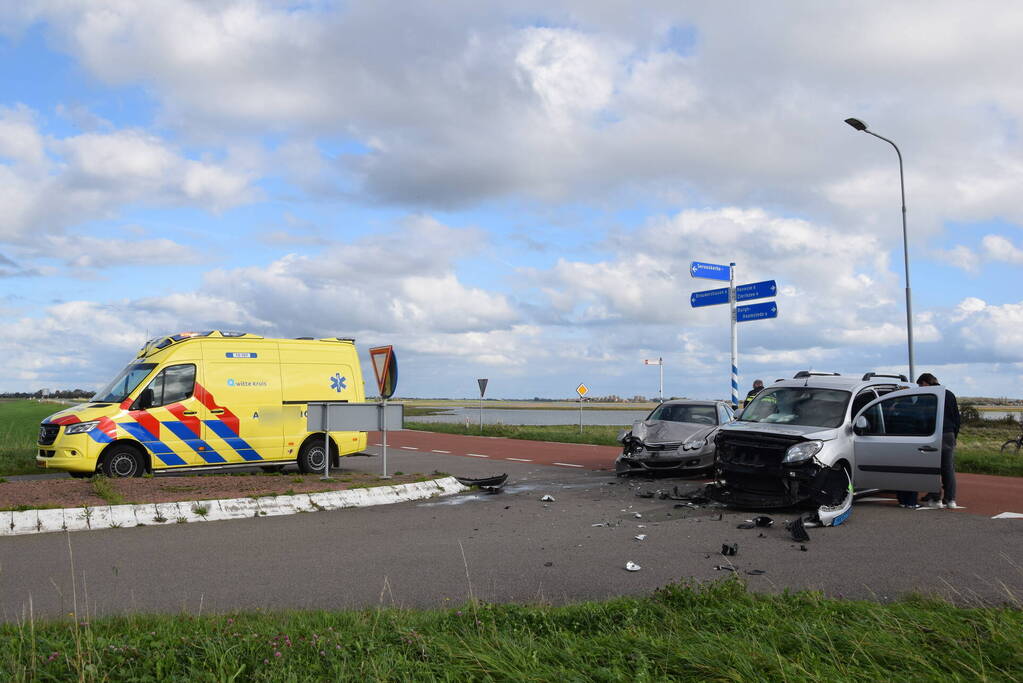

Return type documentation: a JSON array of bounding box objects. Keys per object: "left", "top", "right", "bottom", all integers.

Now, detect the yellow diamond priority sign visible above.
[{"left": 576, "top": 383, "right": 588, "bottom": 398}]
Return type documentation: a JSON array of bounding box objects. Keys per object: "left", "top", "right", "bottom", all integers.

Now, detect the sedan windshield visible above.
[
  {"left": 92, "top": 363, "right": 157, "bottom": 403},
  {"left": 739, "top": 387, "right": 851, "bottom": 428},
  {"left": 647, "top": 403, "right": 718, "bottom": 425}
]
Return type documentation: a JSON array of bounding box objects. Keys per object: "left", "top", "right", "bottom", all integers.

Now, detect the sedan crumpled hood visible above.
[{"left": 630, "top": 420, "right": 716, "bottom": 446}]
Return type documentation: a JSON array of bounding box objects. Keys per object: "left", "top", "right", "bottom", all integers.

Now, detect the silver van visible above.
[{"left": 710, "top": 371, "right": 947, "bottom": 526}]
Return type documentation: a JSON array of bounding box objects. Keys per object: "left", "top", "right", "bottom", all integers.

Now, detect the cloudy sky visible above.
[{"left": 1, "top": 1, "right": 1022, "bottom": 400}]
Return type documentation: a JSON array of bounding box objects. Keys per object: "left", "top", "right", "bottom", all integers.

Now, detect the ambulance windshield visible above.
[{"left": 92, "top": 363, "right": 157, "bottom": 403}]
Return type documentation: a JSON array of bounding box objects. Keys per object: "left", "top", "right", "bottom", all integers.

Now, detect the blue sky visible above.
[{"left": 1, "top": 1, "right": 1022, "bottom": 400}]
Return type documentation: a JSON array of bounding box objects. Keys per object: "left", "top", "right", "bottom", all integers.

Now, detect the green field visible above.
[
  {"left": 0, "top": 400, "right": 70, "bottom": 476},
  {"left": 3, "top": 579, "right": 1021, "bottom": 682}
]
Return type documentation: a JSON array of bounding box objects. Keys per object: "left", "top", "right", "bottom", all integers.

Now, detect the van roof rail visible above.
[
  {"left": 862, "top": 372, "right": 909, "bottom": 382},
  {"left": 793, "top": 370, "right": 841, "bottom": 379}
]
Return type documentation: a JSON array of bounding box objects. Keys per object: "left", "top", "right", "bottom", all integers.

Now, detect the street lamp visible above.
[{"left": 844, "top": 117, "right": 915, "bottom": 382}]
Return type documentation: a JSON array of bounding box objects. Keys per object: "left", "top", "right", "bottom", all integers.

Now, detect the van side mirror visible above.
[
  {"left": 852, "top": 415, "right": 869, "bottom": 435},
  {"left": 135, "top": 388, "right": 154, "bottom": 410}
]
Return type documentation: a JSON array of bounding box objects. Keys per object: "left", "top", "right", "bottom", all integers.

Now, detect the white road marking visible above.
[
  {"left": 431, "top": 450, "right": 451, "bottom": 454},
  {"left": 400, "top": 446, "right": 418, "bottom": 450},
  {"left": 506, "top": 457, "right": 532, "bottom": 462},
  {"left": 553, "top": 462, "right": 584, "bottom": 468},
  {"left": 992, "top": 512, "right": 1023, "bottom": 519},
  {"left": 465, "top": 453, "right": 489, "bottom": 458}
]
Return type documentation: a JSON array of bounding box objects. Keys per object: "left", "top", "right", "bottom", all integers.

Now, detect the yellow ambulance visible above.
[{"left": 36, "top": 331, "right": 367, "bottom": 477}]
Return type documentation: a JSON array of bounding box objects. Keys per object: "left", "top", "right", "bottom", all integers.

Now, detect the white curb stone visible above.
[{"left": 0, "top": 477, "right": 469, "bottom": 537}]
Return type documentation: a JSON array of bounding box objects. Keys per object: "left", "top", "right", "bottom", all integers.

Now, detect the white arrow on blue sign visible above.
[
  {"left": 736, "top": 301, "right": 778, "bottom": 322},
  {"left": 735, "top": 279, "right": 777, "bottom": 302},
  {"left": 690, "top": 287, "right": 730, "bottom": 308},
  {"left": 689, "top": 261, "right": 731, "bottom": 281}
]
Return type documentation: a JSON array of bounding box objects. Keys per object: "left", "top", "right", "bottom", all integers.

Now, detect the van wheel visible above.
[
  {"left": 297, "top": 441, "right": 328, "bottom": 474},
  {"left": 100, "top": 446, "right": 145, "bottom": 478},
  {"left": 260, "top": 465, "right": 286, "bottom": 474}
]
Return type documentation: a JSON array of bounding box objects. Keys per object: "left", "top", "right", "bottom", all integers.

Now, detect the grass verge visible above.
[
  {"left": 2, "top": 579, "right": 1021, "bottom": 681},
  {"left": 405, "top": 420, "right": 624, "bottom": 447}
]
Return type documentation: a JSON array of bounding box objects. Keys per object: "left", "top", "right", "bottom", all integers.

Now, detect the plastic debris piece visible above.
[
  {"left": 721, "top": 543, "right": 738, "bottom": 556},
  {"left": 757, "top": 532, "right": 766, "bottom": 538},
  {"left": 799, "top": 544, "right": 808, "bottom": 552},
  {"left": 634, "top": 513, "right": 643, "bottom": 519},
  {"left": 539, "top": 495, "right": 555, "bottom": 502},
  {"left": 591, "top": 523, "right": 606, "bottom": 527},
  {"left": 746, "top": 569, "right": 767, "bottom": 575},
  {"left": 787, "top": 517, "right": 811, "bottom": 542},
  {"left": 625, "top": 561, "right": 642, "bottom": 572},
  {"left": 636, "top": 524, "right": 646, "bottom": 528},
  {"left": 753, "top": 516, "right": 774, "bottom": 528},
  {"left": 543, "top": 561, "right": 554, "bottom": 567},
  {"left": 736, "top": 522, "right": 756, "bottom": 529},
  {"left": 714, "top": 565, "right": 736, "bottom": 572},
  {"left": 634, "top": 534, "right": 647, "bottom": 541}
]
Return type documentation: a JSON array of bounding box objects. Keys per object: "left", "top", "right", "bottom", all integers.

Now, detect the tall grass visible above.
[{"left": 2, "top": 579, "right": 1021, "bottom": 681}]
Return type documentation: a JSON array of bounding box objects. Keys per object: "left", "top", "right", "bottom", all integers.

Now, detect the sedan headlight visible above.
[
  {"left": 681, "top": 437, "right": 707, "bottom": 451},
  {"left": 64, "top": 420, "right": 99, "bottom": 435},
  {"left": 783, "top": 440, "right": 823, "bottom": 464}
]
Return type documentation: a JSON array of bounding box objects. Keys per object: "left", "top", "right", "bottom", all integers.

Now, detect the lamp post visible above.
[{"left": 844, "top": 117, "right": 915, "bottom": 382}]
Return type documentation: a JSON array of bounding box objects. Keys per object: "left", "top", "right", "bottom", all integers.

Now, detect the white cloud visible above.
[
  {"left": 981, "top": 234, "right": 1023, "bottom": 265},
  {"left": 0, "top": 112, "right": 255, "bottom": 243}
]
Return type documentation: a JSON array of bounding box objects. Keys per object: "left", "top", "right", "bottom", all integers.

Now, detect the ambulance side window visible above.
[
  {"left": 143, "top": 364, "right": 196, "bottom": 407},
  {"left": 160, "top": 365, "right": 196, "bottom": 405}
]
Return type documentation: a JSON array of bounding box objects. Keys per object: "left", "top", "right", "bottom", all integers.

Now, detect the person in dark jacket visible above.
[
  {"left": 743, "top": 379, "right": 764, "bottom": 408},
  {"left": 917, "top": 372, "right": 961, "bottom": 509}
]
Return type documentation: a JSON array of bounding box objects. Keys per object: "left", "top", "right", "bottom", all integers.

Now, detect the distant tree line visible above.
[{"left": 0, "top": 389, "right": 94, "bottom": 399}]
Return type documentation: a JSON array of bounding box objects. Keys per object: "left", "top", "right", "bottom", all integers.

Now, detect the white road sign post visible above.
[
  {"left": 690, "top": 262, "right": 779, "bottom": 409},
  {"left": 576, "top": 383, "right": 588, "bottom": 433},
  {"left": 644, "top": 358, "right": 664, "bottom": 403},
  {"left": 477, "top": 378, "right": 488, "bottom": 432}
]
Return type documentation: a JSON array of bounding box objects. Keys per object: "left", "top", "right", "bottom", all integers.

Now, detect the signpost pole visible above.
[
  {"left": 321, "top": 403, "right": 330, "bottom": 480},
  {"left": 381, "top": 397, "right": 388, "bottom": 478},
  {"left": 659, "top": 357, "right": 663, "bottom": 403},
  {"left": 729, "top": 263, "right": 739, "bottom": 410},
  {"left": 579, "top": 398, "right": 583, "bottom": 433}
]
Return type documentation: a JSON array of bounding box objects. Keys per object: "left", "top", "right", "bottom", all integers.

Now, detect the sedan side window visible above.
[{"left": 867, "top": 394, "right": 937, "bottom": 437}]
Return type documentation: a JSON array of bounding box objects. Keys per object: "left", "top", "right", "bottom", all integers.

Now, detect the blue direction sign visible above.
[
  {"left": 690, "top": 287, "right": 730, "bottom": 308},
  {"left": 690, "top": 261, "right": 731, "bottom": 281},
  {"left": 736, "top": 301, "right": 778, "bottom": 322},
  {"left": 735, "top": 279, "right": 777, "bottom": 302}
]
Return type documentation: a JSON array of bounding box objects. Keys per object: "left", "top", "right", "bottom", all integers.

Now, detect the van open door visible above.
[{"left": 852, "top": 386, "right": 944, "bottom": 492}]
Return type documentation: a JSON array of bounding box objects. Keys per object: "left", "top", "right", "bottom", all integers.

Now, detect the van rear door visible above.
[{"left": 852, "top": 386, "right": 944, "bottom": 492}]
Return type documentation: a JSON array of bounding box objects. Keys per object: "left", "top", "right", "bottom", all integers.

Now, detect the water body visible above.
[{"left": 409, "top": 407, "right": 651, "bottom": 426}]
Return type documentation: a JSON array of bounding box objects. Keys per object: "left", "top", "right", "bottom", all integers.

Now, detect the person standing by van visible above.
[{"left": 917, "top": 373, "right": 961, "bottom": 509}]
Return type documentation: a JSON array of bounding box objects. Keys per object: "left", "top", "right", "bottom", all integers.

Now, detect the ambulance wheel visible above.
[
  {"left": 100, "top": 445, "right": 145, "bottom": 478},
  {"left": 297, "top": 441, "right": 328, "bottom": 474}
]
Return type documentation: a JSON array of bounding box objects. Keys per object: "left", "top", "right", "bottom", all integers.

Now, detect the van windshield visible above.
[
  {"left": 739, "top": 387, "right": 851, "bottom": 428},
  {"left": 92, "top": 363, "right": 157, "bottom": 403}
]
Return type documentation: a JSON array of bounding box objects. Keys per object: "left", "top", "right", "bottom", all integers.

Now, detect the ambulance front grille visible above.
[{"left": 39, "top": 424, "right": 59, "bottom": 445}]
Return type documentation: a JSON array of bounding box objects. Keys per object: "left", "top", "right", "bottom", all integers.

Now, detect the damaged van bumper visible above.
[{"left": 708, "top": 432, "right": 853, "bottom": 526}]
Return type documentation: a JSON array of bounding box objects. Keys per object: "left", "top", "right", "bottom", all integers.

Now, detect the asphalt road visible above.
[{"left": 2, "top": 436, "right": 1021, "bottom": 622}]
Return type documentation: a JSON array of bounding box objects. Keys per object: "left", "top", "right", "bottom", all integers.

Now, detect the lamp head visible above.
[{"left": 844, "top": 117, "right": 868, "bottom": 131}]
